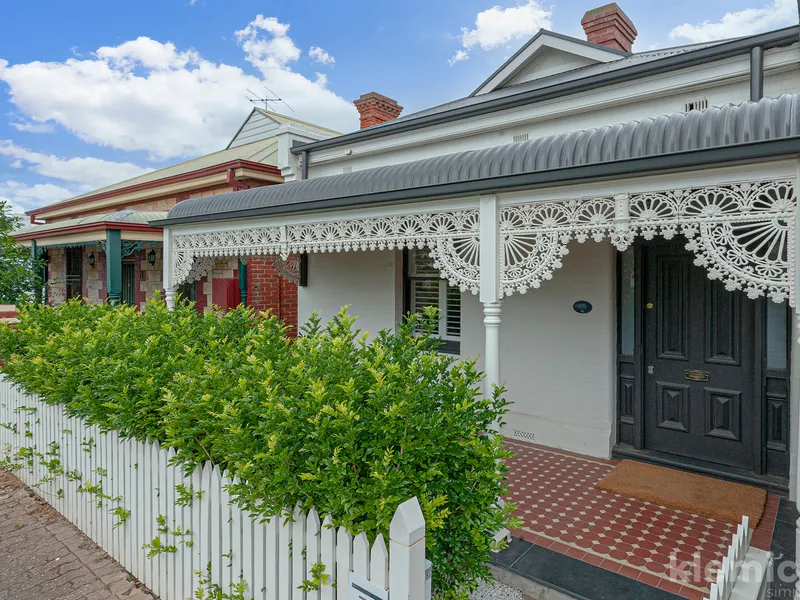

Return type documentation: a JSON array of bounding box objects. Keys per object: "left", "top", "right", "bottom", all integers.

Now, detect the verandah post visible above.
[
  {"left": 105, "top": 229, "right": 122, "bottom": 306},
  {"left": 162, "top": 227, "right": 176, "bottom": 309},
  {"left": 389, "top": 497, "right": 426, "bottom": 600},
  {"left": 479, "top": 194, "right": 501, "bottom": 399}
]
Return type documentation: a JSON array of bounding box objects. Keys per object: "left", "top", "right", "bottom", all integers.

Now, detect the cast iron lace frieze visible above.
[
  {"left": 170, "top": 211, "right": 482, "bottom": 293},
  {"left": 499, "top": 180, "right": 796, "bottom": 304},
  {"left": 169, "top": 180, "right": 795, "bottom": 305}
]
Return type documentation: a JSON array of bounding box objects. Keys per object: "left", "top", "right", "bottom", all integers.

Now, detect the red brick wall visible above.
[{"left": 247, "top": 259, "right": 298, "bottom": 337}]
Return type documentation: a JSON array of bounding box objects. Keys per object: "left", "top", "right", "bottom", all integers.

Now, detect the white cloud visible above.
[
  {"left": 0, "top": 16, "right": 358, "bottom": 161},
  {"left": 9, "top": 120, "right": 54, "bottom": 133},
  {"left": 0, "top": 181, "right": 74, "bottom": 214},
  {"left": 670, "top": 0, "right": 798, "bottom": 42},
  {"left": 309, "top": 46, "right": 335, "bottom": 65},
  {"left": 0, "top": 140, "right": 153, "bottom": 190},
  {"left": 451, "top": 0, "right": 552, "bottom": 64},
  {"left": 448, "top": 50, "right": 470, "bottom": 66}
]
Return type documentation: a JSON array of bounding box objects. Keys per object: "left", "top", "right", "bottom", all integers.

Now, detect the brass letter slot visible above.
[{"left": 684, "top": 369, "right": 710, "bottom": 382}]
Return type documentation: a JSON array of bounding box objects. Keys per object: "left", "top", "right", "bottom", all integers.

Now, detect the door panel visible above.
[
  {"left": 121, "top": 263, "right": 136, "bottom": 306},
  {"left": 644, "top": 243, "right": 756, "bottom": 470}
]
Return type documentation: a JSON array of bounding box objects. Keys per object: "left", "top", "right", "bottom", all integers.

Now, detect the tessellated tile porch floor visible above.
[{"left": 503, "top": 440, "right": 779, "bottom": 599}]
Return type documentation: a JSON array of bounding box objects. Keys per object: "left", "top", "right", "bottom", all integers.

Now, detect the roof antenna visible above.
[{"left": 245, "top": 86, "right": 295, "bottom": 114}]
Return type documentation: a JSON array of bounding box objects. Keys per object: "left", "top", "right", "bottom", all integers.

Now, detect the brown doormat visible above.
[{"left": 595, "top": 460, "right": 767, "bottom": 527}]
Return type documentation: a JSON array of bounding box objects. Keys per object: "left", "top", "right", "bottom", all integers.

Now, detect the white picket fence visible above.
[
  {"left": 0, "top": 376, "right": 428, "bottom": 600},
  {"left": 706, "top": 516, "right": 772, "bottom": 600}
]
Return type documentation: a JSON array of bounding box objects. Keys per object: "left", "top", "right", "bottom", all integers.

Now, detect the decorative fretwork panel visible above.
[
  {"left": 171, "top": 211, "right": 481, "bottom": 292},
  {"left": 498, "top": 180, "right": 796, "bottom": 304}
]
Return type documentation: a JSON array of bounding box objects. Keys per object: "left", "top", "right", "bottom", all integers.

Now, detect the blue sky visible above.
[{"left": 0, "top": 0, "right": 797, "bottom": 214}]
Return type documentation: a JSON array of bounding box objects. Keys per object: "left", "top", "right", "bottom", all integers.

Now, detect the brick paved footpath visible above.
[{"left": 0, "top": 469, "right": 156, "bottom": 600}]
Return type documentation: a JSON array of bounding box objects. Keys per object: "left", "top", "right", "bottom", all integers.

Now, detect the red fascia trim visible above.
[
  {"left": 227, "top": 169, "right": 251, "bottom": 191},
  {"left": 14, "top": 222, "right": 162, "bottom": 242},
  {"left": 27, "top": 160, "right": 281, "bottom": 217}
]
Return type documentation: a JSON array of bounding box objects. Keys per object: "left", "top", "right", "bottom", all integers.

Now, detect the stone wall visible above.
[
  {"left": 138, "top": 246, "right": 164, "bottom": 311},
  {"left": 45, "top": 248, "right": 67, "bottom": 305},
  {"left": 83, "top": 246, "right": 106, "bottom": 305}
]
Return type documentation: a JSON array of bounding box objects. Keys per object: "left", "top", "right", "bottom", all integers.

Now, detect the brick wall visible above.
[{"left": 247, "top": 258, "right": 299, "bottom": 337}]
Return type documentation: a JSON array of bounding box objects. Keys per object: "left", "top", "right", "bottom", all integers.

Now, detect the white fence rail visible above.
[
  {"left": 706, "top": 516, "right": 772, "bottom": 600},
  {"left": 0, "top": 377, "right": 427, "bottom": 600}
]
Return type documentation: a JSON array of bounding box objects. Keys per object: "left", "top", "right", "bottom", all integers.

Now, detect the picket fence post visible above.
[{"left": 389, "top": 497, "right": 427, "bottom": 600}]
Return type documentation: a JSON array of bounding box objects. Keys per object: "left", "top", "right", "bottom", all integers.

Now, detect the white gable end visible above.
[
  {"left": 503, "top": 48, "right": 599, "bottom": 87},
  {"left": 472, "top": 30, "right": 627, "bottom": 96},
  {"left": 228, "top": 110, "right": 282, "bottom": 149}
]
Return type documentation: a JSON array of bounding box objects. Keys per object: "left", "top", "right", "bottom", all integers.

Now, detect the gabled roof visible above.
[
  {"left": 156, "top": 94, "right": 800, "bottom": 227},
  {"left": 471, "top": 30, "right": 628, "bottom": 97},
  {"left": 291, "top": 26, "right": 799, "bottom": 156},
  {"left": 226, "top": 108, "right": 341, "bottom": 149}
]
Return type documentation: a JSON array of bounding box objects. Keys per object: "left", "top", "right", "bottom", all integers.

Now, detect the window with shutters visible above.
[{"left": 404, "top": 248, "right": 461, "bottom": 354}]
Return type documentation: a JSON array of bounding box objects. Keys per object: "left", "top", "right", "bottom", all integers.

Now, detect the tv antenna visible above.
[{"left": 246, "top": 86, "right": 295, "bottom": 113}]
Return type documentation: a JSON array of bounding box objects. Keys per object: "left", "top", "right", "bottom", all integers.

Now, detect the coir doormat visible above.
[{"left": 595, "top": 460, "right": 767, "bottom": 527}]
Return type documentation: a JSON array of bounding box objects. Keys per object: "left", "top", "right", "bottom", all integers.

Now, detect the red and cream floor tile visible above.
[{"left": 503, "top": 440, "right": 779, "bottom": 599}]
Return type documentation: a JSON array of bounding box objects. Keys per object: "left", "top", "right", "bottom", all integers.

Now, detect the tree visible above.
[{"left": 0, "top": 201, "right": 42, "bottom": 304}]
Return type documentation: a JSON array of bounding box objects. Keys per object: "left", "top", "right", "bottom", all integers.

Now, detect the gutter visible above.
[
  {"left": 14, "top": 222, "right": 162, "bottom": 242},
  {"left": 151, "top": 137, "right": 800, "bottom": 227},
  {"left": 27, "top": 160, "right": 281, "bottom": 218},
  {"left": 290, "top": 26, "right": 799, "bottom": 156}
]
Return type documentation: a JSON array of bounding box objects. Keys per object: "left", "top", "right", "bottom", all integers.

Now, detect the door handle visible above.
[{"left": 647, "top": 365, "right": 654, "bottom": 375}]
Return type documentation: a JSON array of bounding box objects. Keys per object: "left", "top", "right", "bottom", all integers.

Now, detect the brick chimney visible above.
[
  {"left": 581, "top": 3, "right": 637, "bottom": 53},
  {"left": 353, "top": 92, "right": 403, "bottom": 130}
]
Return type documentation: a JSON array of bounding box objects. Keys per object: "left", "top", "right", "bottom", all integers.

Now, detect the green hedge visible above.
[{"left": 0, "top": 298, "right": 517, "bottom": 599}]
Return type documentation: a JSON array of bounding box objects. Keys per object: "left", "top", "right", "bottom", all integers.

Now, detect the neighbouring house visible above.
[
  {"left": 14, "top": 109, "right": 336, "bottom": 331},
  {"left": 155, "top": 4, "right": 800, "bottom": 502}
]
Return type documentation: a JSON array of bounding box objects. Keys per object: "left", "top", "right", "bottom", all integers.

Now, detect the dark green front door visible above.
[{"left": 121, "top": 263, "right": 135, "bottom": 306}]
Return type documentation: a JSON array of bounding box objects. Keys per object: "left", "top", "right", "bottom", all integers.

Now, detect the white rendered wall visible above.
[
  {"left": 460, "top": 241, "right": 617, "bottom": 458},
  {"left": 298, "top": 250, "right": 400, "bottom": 339}
]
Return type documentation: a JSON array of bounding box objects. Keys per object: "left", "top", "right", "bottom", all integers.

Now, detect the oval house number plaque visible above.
[{"left": 573, "top": 300, "right": 593, "bottom": 314}]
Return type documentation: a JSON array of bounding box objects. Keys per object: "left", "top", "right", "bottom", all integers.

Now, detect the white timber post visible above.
[
  {"left": 162, "top": 227, "right": 177, "bottom": 309},
  {"left": 794, "top": 161, "right": 800, "bottom": 599},
  {"left": 389, "top": 497, "right": 427, "bottom": 600},
  {"left": 480, "top": 194, "right": 502, "bottom": 399}
]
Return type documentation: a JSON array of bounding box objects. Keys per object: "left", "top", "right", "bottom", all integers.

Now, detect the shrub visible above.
[{"left": 0, "top": 299, "right": 517, "bottom": 600}]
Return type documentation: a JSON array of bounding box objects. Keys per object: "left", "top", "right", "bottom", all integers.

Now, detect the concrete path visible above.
[{"left": 0, "top": 469, "right": 156, "bottom": 600}]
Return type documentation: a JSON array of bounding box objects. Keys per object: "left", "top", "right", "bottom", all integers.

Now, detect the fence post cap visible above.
[{"left": 390, "top": 497, "right": 425, "bottom": 546}]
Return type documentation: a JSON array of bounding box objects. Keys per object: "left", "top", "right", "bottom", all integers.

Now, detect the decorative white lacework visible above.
[
  {"left": 169, "top": 180, "right": 795, "bottom": 305},
  {"left": 500, "top": 180, "right": 796, "bottom": 304},
  {"left": 171, "top": 211, "right": 481, "bottom": 292}
]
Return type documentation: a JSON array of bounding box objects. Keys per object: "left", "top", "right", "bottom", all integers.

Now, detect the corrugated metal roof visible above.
[
  {"left": 292, "top": 27, "right": 799, "bottom": 155},
  {"left": 17, "top": 210, "right": 169, "bottom": 236},
  {"left": 379, "top": 40, "right": 727, "bottom": 128},
  {"left": 60, "top": 138, "right": 279, "bottom": 204},
  {"left": 256, "top": 109, "right": 342, "bottom": 136},
  {"left": 163, "top": 94, "right": 800, "bottom": 224}
]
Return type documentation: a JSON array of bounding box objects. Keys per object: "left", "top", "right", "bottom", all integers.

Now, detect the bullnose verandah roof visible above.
[{"left": 155, "top": 94, "right": 800, "bottom": 226}]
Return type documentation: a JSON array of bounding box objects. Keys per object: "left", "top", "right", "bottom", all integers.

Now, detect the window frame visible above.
[{"left": 402, "top": 248, "right": 461, "bottom": 355}]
